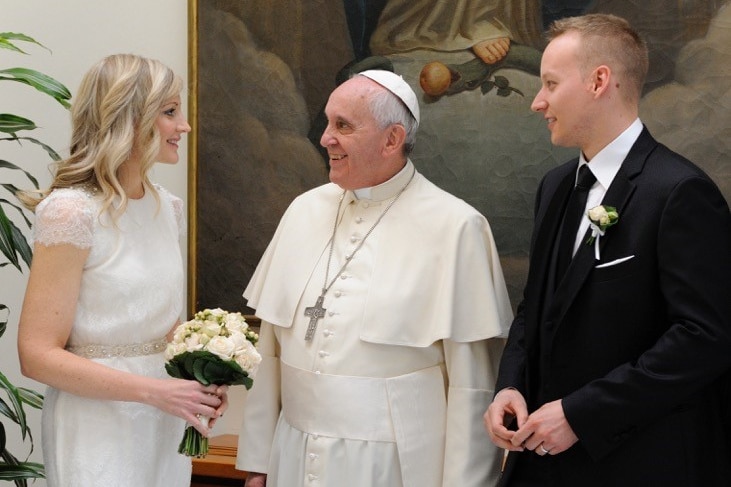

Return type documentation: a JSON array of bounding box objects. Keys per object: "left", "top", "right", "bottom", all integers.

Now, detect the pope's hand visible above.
[{"left": 244, "top": 472, "right": 267, "bottom": 487}]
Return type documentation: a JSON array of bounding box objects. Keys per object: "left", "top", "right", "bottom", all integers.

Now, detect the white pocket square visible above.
[{"left": 596, "top": 255, "right": 635, "bottom": 269}]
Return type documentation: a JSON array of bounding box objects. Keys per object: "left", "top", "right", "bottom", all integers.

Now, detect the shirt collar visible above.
[
  {"left": 579, "top": 118, "right": 642, "bottom": 190},
  {"left": 351, "top": 160, "right": 414, "bottom": 202}
]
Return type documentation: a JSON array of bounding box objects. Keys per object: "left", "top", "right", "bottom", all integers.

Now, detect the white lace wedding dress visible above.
[{"left": 34, "top": 185, "right": 191, "bottom": 486}]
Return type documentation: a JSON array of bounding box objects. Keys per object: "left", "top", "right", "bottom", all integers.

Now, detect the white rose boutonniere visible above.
[{"left": 586, "top": 205, "right": 619, "bottom": 259}]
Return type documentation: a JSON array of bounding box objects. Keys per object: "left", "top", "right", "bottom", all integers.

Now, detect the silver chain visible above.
[{"left": 321, "top": 168, "right": 416, "bottom": 296}]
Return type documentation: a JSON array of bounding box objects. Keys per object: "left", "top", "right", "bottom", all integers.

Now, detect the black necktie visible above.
[{"left": 556, "top": 164, "right": 596, "bottom": 281}]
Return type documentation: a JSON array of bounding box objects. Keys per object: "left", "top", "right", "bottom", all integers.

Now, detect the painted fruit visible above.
[{"left": 420, "top": 62, "right": 451, "bottom": 96}]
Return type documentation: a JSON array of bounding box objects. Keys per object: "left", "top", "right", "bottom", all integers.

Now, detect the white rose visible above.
[
  {"left": 165, "top": 341, "right": 188, "bottom": 360},
  {"left": 173, "top": 322, "right": 193, "bottom": 342},
  {"left": 164, "top": 343, "right": 176, "bottom": 361},
  {"left": 588, "top": 206, "right": 608, "bottom": 222},
  {"left": 206, "top": 336, "right": 236, "bottom": 360},
  {"left": 208, "top": 308, "right": 226, "bottom": 318},
  {"left": 234, "top": 341, "right": 262, "bottom": 376},
  {"left": 228, "top": 330, "right": 248, "bottom": 349},
  {"left": 184, "top": 333, "right": 204, "bottom": 352},
  {"left": 225, "top": 313, "right": 247, "bottom": 332},
  {"left": 201, "top": 320, "right": 222, "bottom": 338}
]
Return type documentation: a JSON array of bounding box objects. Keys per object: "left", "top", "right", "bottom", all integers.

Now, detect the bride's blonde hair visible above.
[{"left": 19, "top": 53, "right": 183, "bottom": 220}]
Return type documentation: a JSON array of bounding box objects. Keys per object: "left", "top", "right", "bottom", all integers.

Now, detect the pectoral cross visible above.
[{"left": 304, "top": 294, "right": 327, "bottom": 341}]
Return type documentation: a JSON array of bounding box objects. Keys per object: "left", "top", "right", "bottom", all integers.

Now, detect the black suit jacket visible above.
[{"left": 496, "top": 128, "right": 731, "bottom": 486}]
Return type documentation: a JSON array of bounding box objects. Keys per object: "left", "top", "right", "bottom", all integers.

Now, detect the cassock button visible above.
[
  {"left": 309, "top": 453, "right": 318, "bottom": 460},
  {"left": 318, "top": 350, "right": 330, "bottom": 357},
  {"left": 356, "top": 217, "right": 364, "bottom": 223},
  {"left": 334, "top": 290, "right": 342, "bottom": 297},
  {"left": 350, "top": 235, "right": 359, "bottom": 243},
  {"left": 308, "top": 473, "right": 318, "bottom": 480}
]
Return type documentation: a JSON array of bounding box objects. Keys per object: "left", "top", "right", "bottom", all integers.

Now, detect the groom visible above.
[{"left": 484, "top": 13, "right": 731, "bottom": 486}]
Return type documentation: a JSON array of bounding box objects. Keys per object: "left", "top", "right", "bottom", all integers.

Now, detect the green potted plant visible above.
[{"left": 0, "top": 31, "right": 71, "bottom": 485}]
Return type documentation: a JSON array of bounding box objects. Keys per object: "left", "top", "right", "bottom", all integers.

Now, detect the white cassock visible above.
[{"left": 236, "top": 160, "right": 513, "bottom": 487}]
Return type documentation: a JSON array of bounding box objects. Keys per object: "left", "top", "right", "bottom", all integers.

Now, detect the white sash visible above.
[{"left": 281, "top": 362, "right": 447, "bottom": 487}]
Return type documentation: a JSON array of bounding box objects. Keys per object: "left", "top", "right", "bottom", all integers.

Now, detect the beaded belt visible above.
[{"left": 66, "top": 337, "right": 168, "bottom": 359}]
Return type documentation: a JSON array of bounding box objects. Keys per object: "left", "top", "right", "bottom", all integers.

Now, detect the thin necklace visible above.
[{"left": 304, "top": 167, "right": 416, "bottom": 340}]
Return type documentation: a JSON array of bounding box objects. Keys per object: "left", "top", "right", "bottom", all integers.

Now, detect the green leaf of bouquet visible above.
[
  {"left": 181, "top": 352, "right": 200, "bottom": 380},
  {"left": 192, "top": 357, "right": 211, "bottom": 385},
  {"left": 210, "top": 359, "right": 251, "bottom": 387},
  {"left": 165, "top": 351, "right": 197, "bottom": 381},
  {"left": 164, "top": 359, "right": 185, "bottom": 380},
  {"left": 200, "top": 359, "right": 237, "bottom": 385},
  {"left": 167, "top": 350, "right": 254, "bottom": 387}
]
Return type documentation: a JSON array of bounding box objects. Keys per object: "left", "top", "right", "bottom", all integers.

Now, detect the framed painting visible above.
[{"left": 187, "top": 0, "right": 731, "bottom": 316}]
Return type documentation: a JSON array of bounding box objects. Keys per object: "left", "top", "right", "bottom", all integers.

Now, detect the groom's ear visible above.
[{"left": 590, "top": 65, "right": 611, "bottom": 97}]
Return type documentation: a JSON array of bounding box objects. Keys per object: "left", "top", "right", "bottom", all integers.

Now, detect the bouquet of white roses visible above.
[{"left": 165, "top": 308, "right": 261, "bottom": 457}]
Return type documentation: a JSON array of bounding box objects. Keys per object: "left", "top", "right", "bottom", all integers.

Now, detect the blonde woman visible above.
[{"left": 17, "top": 54, "right": 227, "bottom": 486}]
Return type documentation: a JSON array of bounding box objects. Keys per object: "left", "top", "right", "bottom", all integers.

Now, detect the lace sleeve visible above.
[
  {"left": 171, "top": 195, "right": 186, "bottom": 239},
  {"left": 33, "top": 188, "right": 95, "bottom": 249},
  {"left": 155, "top": 184, "right": 186, "bottom": 239}
]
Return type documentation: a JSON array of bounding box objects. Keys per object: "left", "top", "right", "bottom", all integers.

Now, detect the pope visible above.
[{"left": 236, "top": 69, "right": 514, "bottom": 487}]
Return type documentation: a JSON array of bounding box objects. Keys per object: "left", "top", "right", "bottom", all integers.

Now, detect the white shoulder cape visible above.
[{"left": 244, "top": 168, "right": 512, "bottom": 346}]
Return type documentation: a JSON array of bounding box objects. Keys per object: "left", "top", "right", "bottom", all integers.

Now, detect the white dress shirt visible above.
[{"left": 572, "top": 118, "right": 643, "bottom": 255}]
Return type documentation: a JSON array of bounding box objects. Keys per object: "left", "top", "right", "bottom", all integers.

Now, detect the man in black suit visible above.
[{"left": 484, "top": 13, "right": 731, "bottom": 486}]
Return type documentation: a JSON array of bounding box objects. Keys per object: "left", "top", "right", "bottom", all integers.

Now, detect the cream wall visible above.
[{"left": 2, "top": 2, "right": 244, "bottom": 482}]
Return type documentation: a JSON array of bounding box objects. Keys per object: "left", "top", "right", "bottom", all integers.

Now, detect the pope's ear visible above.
[{"left": 383, "top": 123, "right": 407, "bottom": 156}]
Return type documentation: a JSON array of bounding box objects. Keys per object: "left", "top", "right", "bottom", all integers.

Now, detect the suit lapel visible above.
[
  {"left": 545, "top": 128, "right": 654, "bottom": 327},
  {"left": 525, "top": 165, "right": 576, "bottom": 346},
  {"left": 532, "top": 172, "right": 575, "bottom": 287}
]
